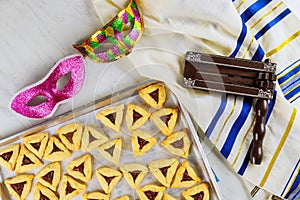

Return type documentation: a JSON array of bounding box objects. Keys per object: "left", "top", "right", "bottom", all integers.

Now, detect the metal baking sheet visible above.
[{"left": 0, "top": 80, "right": 222, "bottom": 200}]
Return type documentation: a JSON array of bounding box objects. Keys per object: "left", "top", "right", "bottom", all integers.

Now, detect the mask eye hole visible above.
[
  {"left": 94, "top": 42, "right": 114, "bottom": 54},
  {"left": 26, "top": 95, "right": 48, "bottom": 106},
  {"left": 121, "top": 21, "right": 134, "bottom": 38},
  {"left": 56, "top": 72, "right": 71, "bottom": 91}
]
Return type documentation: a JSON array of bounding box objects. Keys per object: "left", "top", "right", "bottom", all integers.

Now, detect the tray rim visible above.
[{"left": 178, "top": 99, "right": 223, "bottom": 199}]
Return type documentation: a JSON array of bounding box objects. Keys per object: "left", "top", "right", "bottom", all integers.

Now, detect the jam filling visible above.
[
  {"left": 88, "top": 131, "right": 97, "bottom": 143},
  {"left": 170, "top": 138, "right": 184, "bottom": 149},
  {"left": 160, "top": 113, "right": 173, "bottom": 127},
  {"left": 40, "top": 192, "right": 50, "bottom": 200},
  {"left": 105, "top": 113, "right": 116, "bottom": 124},
  {"left": 30, "top": 142, "right": 41, "bottom": 151},
  {"left": 42, "top": 171, "right": 54, "bottom": 184},
  {"left": 159, "top": 166, "right": 170, "bottom": 177},
  {"left": 22, "top": 155, "right": 34, "bottom": 166},
  {"left": 104, "top": 145, "right": 115, "bottom": 157},
  {"left": 144, "top": 190, "right": 158, "bottom": 200},
  {"left": 181, "top": 170, "right": 193, "bottom": 181},
  {"left": 149, "top": 89, "right": 159, "bottom": 103},
  {"left": 63, "top": 130, "right": 77, "bottom": 144},
  {"left": 191, "top": 191, "right": 204, "bottom": 200},
  {"left": 50, "top": 143, "right": 61, "bottom": 154},
  {"left": 137, "top": 137, "right": 149, "bottom": 150},
  {"left": 132, "top": 110, "right": 143, "bottom": 124},
  {"left": 102, "top": 175, "right": 115, "bottom": 185},
  {"left": 11, "top": 181, "right": 26, "bottom": 196},
  {"left": 0, "top": 151, "right": 13, "bottom": 161},
  {"left": 73, "top": 162, "right": 85, "bottom": 175},
  {"left": 66, "top": 182, "right": 76, "bottom": 194},
  {"left": 129, "top": 170, "right": 141, "bottom": 182}
]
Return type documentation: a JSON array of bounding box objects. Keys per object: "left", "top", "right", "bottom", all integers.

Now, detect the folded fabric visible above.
[
  {"left": 245, "top": 180, "right": 277, "bottom": 199},
  {"left": 92, "top": 0, "right": 300, "bottom": 199}
]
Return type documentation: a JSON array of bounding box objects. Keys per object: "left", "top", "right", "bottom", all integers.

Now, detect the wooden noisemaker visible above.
[{"left": 183, "top": 52, "right": 276, "bottom": 165}]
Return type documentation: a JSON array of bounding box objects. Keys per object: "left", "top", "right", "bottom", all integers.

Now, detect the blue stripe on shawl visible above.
[
  {"left": 285, "top": 172, "right": 300, "bottom": 199},
  {"left": 230, "top": 23, "right": 247, "bottom": 58},
  {"left": 252, "top": 45, "right": 265, "bottom": 61},
  {"left": 285, "top": 86, "right": 300, "bottom": 100},
  {"left": 278, "top": 59, "right": 300, "bottom": 76},
  {"left": 240, "top": 0, "right": 272, "bottom": 23},
  {"left": 291, "top": 95, "right": 300, "bottom": 103},
  {"left": 238, "top": 141, "right": 253, "bottom": 175},
  {"left": 205, "top": 94, "right": 228, "bottom": 138},
  {"left": 282, "top": 78, "right": 300, "bottom": 93},
  {"left": 281, "top": 159, "right": 300, "bottom": 196},
  {"left": 278, "top": 64, "right": 300, "bottom": 85},
  {"left": 255, "top": 9, "right": 291, "bottom": 40},
  {"left": 220, "top": 97, "right": 252, "bottom": 158}
]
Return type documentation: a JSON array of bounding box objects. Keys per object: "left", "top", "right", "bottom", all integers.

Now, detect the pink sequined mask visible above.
[{"left": 11, "top": 55, "right": 85, "bottom": 119}]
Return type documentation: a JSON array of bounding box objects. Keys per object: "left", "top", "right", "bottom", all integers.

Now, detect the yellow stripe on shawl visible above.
[
  {"left": 280, "top": 72, "right": 300, "bottom": 86},
  {"left": 284, "top": 83, "right": 300, "bottom": 96},
  {"left": 214, "top": 97, "right": 237, "bottom": 145},
  {"left": 266, "top": 30, "right": 300, "bottom": 57},
  {"left": 283, "top": 167, "right": 300, "bottom": 197},
  {"left": 289, "top": 92, "right": 300, "bottom": 102},
  {"left": 242, "top": 37, "right": 254, "bottom": 58},
  {"left": 250, "top": 2, "right": 283, "bottom": 30},
  {"left": 236, "top": 0, "right": 248, "bottom": 10},
  {"left": 260, "top": 108, "right": 297, "bottom": 187},
  {"left": 231, "top": 118, "right": 255, "bottom": 167},
  {"left": 277, "top": 61, "right": 300, "bottom": 79},
  {"left": 251, "top": 186, "right": 260, "bottom": 197}
]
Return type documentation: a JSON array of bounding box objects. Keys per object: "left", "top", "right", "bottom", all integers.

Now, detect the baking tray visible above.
[{"left": 0, "top": 80, "right": 222, "bottom": 200}]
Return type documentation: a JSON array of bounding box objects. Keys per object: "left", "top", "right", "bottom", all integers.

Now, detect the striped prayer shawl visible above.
[{"left": 204, "top": 0, "right": 300, "bottom": 198}]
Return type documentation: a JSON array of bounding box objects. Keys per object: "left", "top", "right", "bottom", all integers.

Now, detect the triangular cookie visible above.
[
  {"left": 171, "top": 161, "right": 201, "bottom": 188},
  {"left": 33, "top": 182, "right": 59, "bottom": 200},
  {"left": 131, "top": 130, "right": 157, "bottom": 158},
  {"left": 95, "top": 167, "right": 123, "bottom": 194},
  {"left": 163, "top": 194, "right": 177, "bottom": 200},
  {"left": 59, "top": 174, "right": 86, "bottom": 200},
  {"left": 43, "top": 136, "right": 72, "bottom": 162},
  {"left": 57, "top": 123, "right": 83, "bottom": 150},
  {"left": 36, "top": 162, "right": 61, "bottom": 191},
  {"left": 67, "top": 154, "right": 92, "bottom": 182},
  {"left": 82, "top": 191, "right": 110, "bottom": 200},
  {"left": 81, "top": 125, "right": 108, "bottom": 152},
  {"left": 136, "top": 184, "right": 166, "bottom": 200},
  {"left": 4, "top": 174, "right": 34, "bottom": 200},
  {"left": 148, "top": 158, "right": 178, "bottom": 187},
  {"left": 15, "top": 145, "right": 43, "bottom": 174},
  {"left": 161, "top": 129, "right": 190, "bottom": 158},
  {"left": 150, "top": 108, "right": 179, "bottom": 136},
  {"left": 97, "top": 138, "right": 122, "bottom": 166},
  {"left": 182, "top": 182, "right": 210, "bottom": 200},
  {"left": 119, "top": 163, "right": 148, "bottom": 189},
  {"left": 96, "top": 104, "right": 125, "bottom": 132},
  {"left": 0, "top": 144, "right": 20, "bottom": 171},
  {"left": 126, "top": 103, "right": 150, "bottom": 131},
  {"left": 138, "top": 83, "right": 166, "bottom": 109},
  {"left": 23, "top": 132, "right": 49, "bottom": 159},
  {"left": 115, "top": 196, "right": 130, "bottom": 200}
]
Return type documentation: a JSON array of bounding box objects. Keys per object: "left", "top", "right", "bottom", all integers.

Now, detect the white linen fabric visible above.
[{"left": 92, "top": 0, "right": 300, "bottom": 199}]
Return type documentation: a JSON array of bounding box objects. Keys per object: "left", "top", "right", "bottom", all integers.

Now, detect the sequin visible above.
[{"left": 11, "top": 55, "right": 85, "bottom": 119}]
